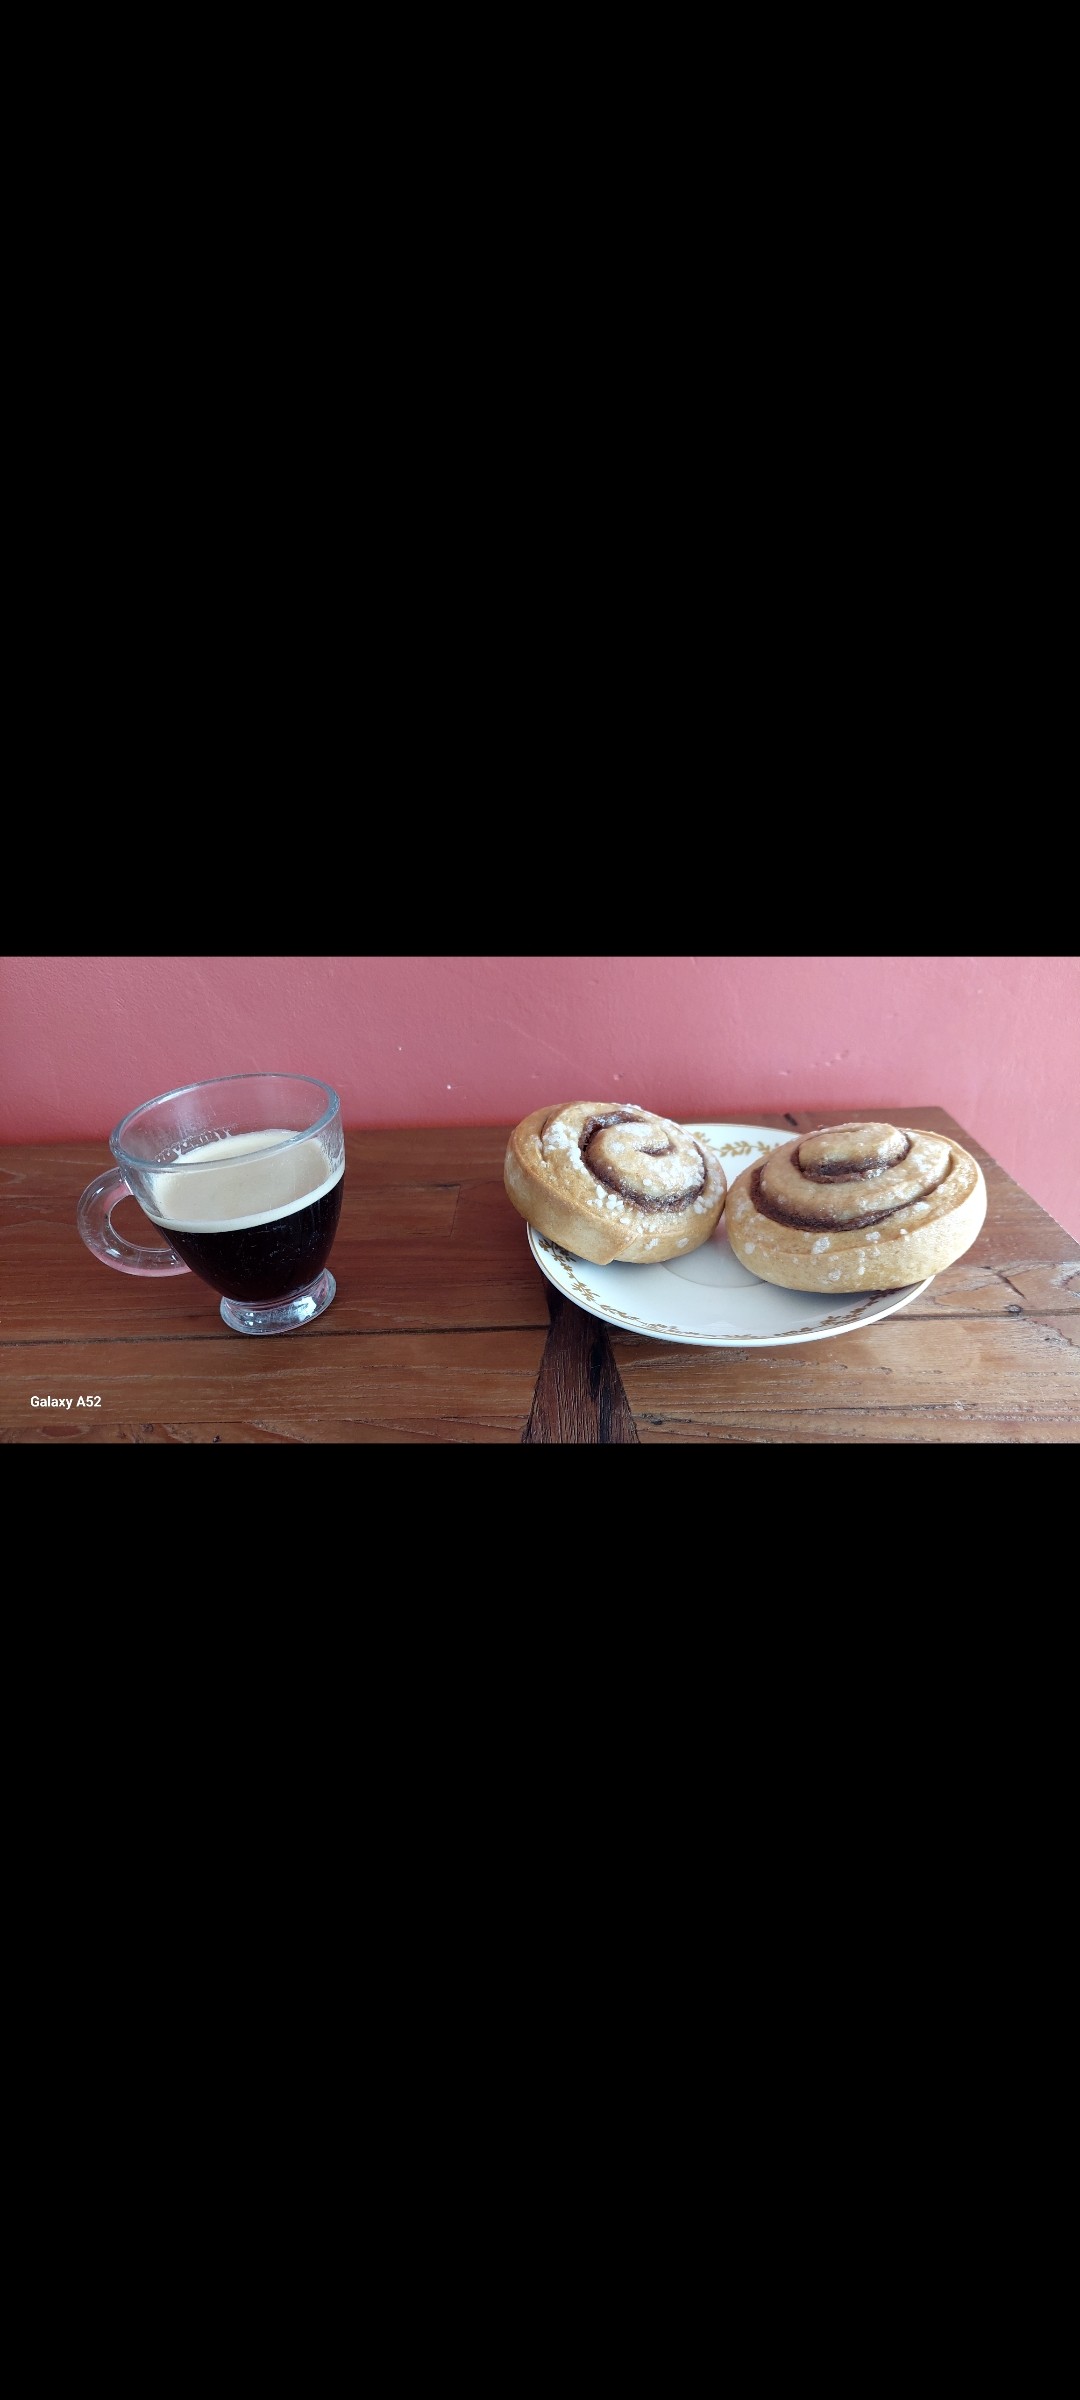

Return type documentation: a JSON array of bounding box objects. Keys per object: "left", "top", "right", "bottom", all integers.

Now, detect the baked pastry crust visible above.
[
  {"left": 725, "top": 1121, "right": 987, "bottom": 1292},
  {"left": 504, "top": 1102, "right": 727, "bottom": 1265}
]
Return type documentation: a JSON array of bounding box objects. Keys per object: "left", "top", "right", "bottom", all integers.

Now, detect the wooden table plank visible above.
[
  {"left": 0, "top": 1417, "right": 531, "bottom": 1445},
  {"left": 523, "top": 1291, "right": 640, "bottom": 1444},
  {"left": 1, "top": 1327, "right": 547, "bottom": 1439},
  {"left": 614, "top": 1311, "right": 1080, "bottom": 1441}
]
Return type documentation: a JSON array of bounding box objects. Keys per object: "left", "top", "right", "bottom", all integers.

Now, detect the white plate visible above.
[{"left": 526, "top": 1121, "right": 933, "bottom": 1347}]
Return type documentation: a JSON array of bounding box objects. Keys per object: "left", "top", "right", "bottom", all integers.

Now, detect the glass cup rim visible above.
[{"left": 110, "top": 1070, "right": 341, "bottom": 1171}]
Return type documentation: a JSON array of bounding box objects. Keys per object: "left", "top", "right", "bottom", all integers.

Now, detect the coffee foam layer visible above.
[{"left": 142, "top": 1131, "right": 343, "bottom": 1232}]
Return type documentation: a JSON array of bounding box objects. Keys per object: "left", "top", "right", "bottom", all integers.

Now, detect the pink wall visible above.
[{"left": 2, "top": 954, "right": 1077, "bottom": 1238}]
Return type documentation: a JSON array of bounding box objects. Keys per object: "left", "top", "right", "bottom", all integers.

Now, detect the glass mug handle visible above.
[{"left": 77, "top": 1166, "right": 189, "bottom": 1277}]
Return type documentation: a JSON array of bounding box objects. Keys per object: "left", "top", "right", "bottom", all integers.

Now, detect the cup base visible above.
[{"left": 219, "top": 1269, "right": 336, "bottom": 1337}]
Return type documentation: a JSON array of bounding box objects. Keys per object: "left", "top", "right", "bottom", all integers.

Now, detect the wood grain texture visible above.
[
  {"left": 1, "top": 1109, "right": 1078, "bottom": 1443},
  {"left": 523, "top": 1291, "right": 639, "bottom": 1444}
]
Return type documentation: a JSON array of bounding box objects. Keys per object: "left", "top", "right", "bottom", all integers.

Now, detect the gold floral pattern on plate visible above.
[{"left": 690, "top": 1132, "right": 788, "bottom": 1158}]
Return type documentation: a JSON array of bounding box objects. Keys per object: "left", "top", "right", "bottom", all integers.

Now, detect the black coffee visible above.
[{"left": 143, "top": 1132, "right": 344, "bottom": 1302}]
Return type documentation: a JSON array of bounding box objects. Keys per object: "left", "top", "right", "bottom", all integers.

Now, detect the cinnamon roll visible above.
[
  {"left": 504, "top": 1102, "right": 727, "bottom": 1265},
  {"left": 725, "top": 1121, "right": 986, "bottom": 1292}
]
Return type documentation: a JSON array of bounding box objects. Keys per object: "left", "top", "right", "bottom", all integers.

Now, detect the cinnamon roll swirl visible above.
[
  {"left": 504, "top": 1102, "right": 727, "bottom": 1265},
  {"left": 725, "top": 1121, "right": 986, "bottom": 1292}
]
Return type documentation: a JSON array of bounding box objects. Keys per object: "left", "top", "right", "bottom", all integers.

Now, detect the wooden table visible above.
[{"left": 2, "top": 1108, "right": 1077, "bottom": 1442}]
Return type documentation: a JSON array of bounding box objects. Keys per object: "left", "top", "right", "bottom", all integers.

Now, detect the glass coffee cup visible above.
[{"left": 77, "top": 1072, "right": 345, "bottom": 1335}]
